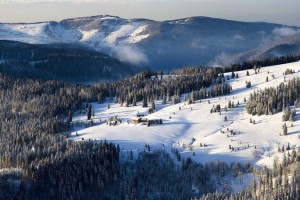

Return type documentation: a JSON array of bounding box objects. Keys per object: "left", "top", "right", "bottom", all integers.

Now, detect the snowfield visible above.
[
  {"left": 0, "top": 19, "right": 150, "bottom": 48},
  {"left": 0, "top": 23, "right": 54, "bottom": 44},
  {"left": 71, "top": 62, "right": 300, "bottom": 168}
]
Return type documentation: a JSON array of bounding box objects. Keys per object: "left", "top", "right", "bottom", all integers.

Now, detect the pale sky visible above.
[{"left": 0, "top": 0, "right": 299, "bottom": 26}]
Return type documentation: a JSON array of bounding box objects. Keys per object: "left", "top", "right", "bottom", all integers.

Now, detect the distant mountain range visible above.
[{"left": 1, "top": 15, "right": 300, "bottom": 73}]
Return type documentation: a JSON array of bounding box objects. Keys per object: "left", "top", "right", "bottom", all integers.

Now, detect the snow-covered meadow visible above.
[{"left": 71, "top": 61, "right": 300, "bottom": 168}]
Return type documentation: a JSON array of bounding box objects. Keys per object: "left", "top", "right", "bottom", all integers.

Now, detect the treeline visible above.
[
  {"left": 246, "top": 77, "right": 300, "bottom": 117},
  {"left": 92, "top": 67, "right": 231, "bottom": 105},
  {"left": 223, "top": 54, "right": 300, "bottom": 73}
]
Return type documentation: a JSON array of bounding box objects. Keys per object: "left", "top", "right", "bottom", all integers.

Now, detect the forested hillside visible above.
[
  {"left": 0, "top": 57, "right": 299, "bottom": 199},
  {"left": 0, "top": 40, "right": 144, "bottom": 83},
  {"left": 0, "top": 64, "right": 231, "bottom": 199}
]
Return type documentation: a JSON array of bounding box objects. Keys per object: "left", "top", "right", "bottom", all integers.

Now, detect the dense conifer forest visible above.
[
  {"left": 199, "top": 149, "right": 300, "bottom": 200},
  {"left": 0, "top": 40, "right": 142, "bottom": 83},
  {"left": 246, "top": 77, "right": 300, "bottom": 118},
  {"left": 0, "top": 66, "right": 231, "bottom": 199},
  {"left": 0, "top": 54, "right": 299, "bottom": 199},
  {"left": 223, "top": 54, "right": 300, "bottom": 73}
]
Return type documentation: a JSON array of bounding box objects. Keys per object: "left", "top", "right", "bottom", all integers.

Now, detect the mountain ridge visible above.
[{"left": 1, "top": 15, "right": 300, "bottom": 69}]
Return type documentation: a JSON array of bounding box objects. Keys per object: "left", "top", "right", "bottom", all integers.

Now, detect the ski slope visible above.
[{"left": 71, "top": 61, "right": 300, "bottom": 168}]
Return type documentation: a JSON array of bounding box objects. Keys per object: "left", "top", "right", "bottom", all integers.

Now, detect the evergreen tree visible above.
[
  {"left": 151, "top": 100, "right": 156, "bottom": 110},
  {"left": 224, "top": 116, "right": 228, "bottom": 121},
  {"left": 67, "top": 110, "right": 72, "bottom": 123},
  {"left": 191, "top": 90, "right": 196, "bottom": 103},
  {"left": 282, "top": 123, "right": 288, "bottom": 135},
  {"left": 231, "top": 71, "right": 235, "bottom": 79},
  {"left": 162, "top": 95, "right": 166, "bottom": 104},
  {"left": 172, "top": 96, "right": 180, "bottom": 105},
  {"left": 142, "top": 97, "right": 148, "bottom": 108},
  {"left": 286, "top": 143, "right": 291, "bottom": 151},
  {"left": 132, "top": 99, "right": 137, "bottom": 106},
  {"left": 246, "top": 81, "right": 251, "bottom": 88},
  {"left": 125, "top": 99, "right": 130, "bottom": 107},
  {"left": 87, "top": 104, "right": 92, "bottom": 120},
  {"left": 228, "top": 101, "right": 232, "bottom": 108}
]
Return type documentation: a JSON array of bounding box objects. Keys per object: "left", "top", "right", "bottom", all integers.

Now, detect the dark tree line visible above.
[
  {"left": 92, "top": 67, "right": 231, "bottom": 106},
  {"left": 223, "top": 54, "right": 300, "bottom": 73}
]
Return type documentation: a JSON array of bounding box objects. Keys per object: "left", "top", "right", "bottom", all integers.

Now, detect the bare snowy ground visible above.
[
  {"left": 71, "top": 62, "right": 300, "bottom": 168},
  {"left": 0, "top": 21, "right": 149, "bottom": 46}
]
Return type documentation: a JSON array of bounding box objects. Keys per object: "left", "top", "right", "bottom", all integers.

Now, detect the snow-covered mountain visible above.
[{"left": 1, "top": 15, "right": 300, "bottom": 69}]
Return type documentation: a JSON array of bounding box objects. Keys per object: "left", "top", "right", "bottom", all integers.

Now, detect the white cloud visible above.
[
  {"left": 112, "top": 45, "right": 148, "bottom": 66},
  {"left": 233, "top": 34, "right": 245, "bottom": 41},
  {"left": 209, "top": 52, "right": 236, "bottom": 67},
  {"left": 273, "top": 27, "right": 300, "bottom": 37}
]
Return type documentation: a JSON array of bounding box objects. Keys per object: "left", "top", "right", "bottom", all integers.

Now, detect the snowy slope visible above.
[
  {"left": 71, "top": 61, "right": 300, "bottom": 168},
  {"left": 0, "top": 23, "right": 54, "bottom": 43},
  {"left": 0, "top": 16, "right": 150, "bottom": 45}
]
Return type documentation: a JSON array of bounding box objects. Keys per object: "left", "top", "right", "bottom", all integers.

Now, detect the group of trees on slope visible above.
[
  {"left": 91, "top": 67, "right": 231, "bottom": 106},
  {"left": 199, "top": 147, "right": 300, "bottom": 200},
  {"left": 223, "top": 54, "right": 300, "bottom": 73},
  {"left": 246, "top": 77, "right": 300, "bottom": 119}
]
